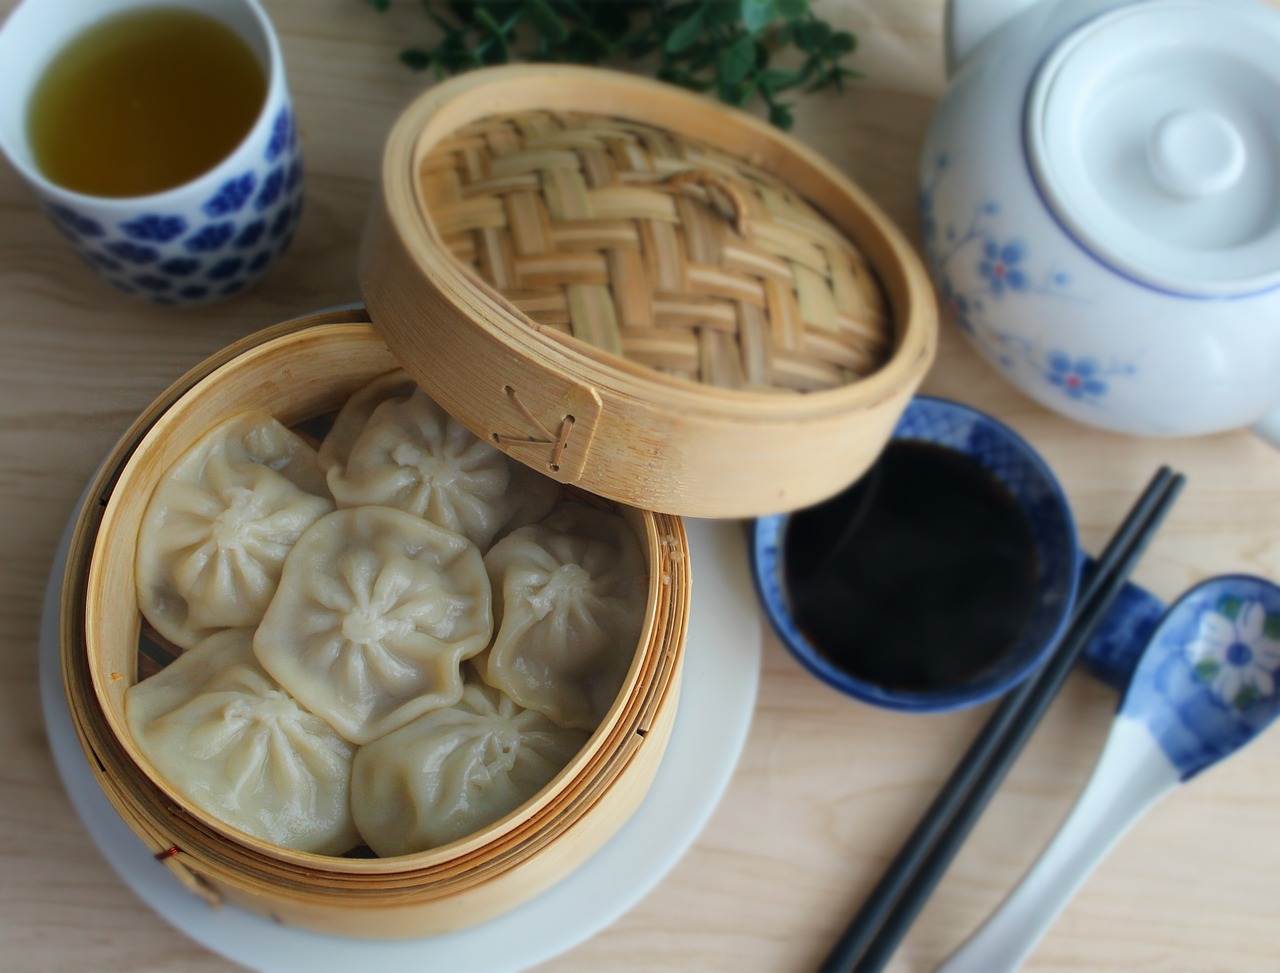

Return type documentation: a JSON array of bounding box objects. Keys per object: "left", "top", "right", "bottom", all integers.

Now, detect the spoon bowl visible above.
[
  {"left": 940, "top": 573, "right": 1280, "bottom": 972},
  {"left": 1120, "top": 574, "right": 1280, "bottom": 777}
]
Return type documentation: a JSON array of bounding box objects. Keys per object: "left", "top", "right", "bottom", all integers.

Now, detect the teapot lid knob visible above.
[
  {"left": 1026, "top": 0, "right": 1280, "bottom": 297},
  {"left": 1148, "top": 110, "right": 1247, "bottom": 200}
]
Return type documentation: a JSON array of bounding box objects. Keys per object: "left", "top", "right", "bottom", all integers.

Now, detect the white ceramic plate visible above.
[{"left": 40, "top": 512, "right": 761, "bottom": 973}]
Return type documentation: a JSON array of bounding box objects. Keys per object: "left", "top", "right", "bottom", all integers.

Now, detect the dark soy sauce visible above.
[{"left": 784, "top": 440, "right": 1040, "bottom": 692}]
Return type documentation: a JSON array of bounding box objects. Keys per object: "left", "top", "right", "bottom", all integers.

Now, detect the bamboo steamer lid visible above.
[{"left": 360, "top": 65, "right": 937, "bottom": 518}]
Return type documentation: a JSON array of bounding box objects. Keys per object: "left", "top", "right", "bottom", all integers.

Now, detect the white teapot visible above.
[{"left": 921, "top": 0, "right": 1280, "bottom": 443}]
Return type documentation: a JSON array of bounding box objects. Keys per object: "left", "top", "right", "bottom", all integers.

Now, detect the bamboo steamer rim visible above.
[
  {"left": 63, "top": 310, "right": 688, "bottom": 902},
  {"left": 376, "top": 64, "right": 936, "bottom": 422}
]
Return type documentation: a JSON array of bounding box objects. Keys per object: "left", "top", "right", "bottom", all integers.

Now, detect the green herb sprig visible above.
[{"left": 367, "top": 0, "right": 859, "bottom": 131}]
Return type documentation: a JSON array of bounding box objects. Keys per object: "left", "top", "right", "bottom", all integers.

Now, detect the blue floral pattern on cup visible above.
[
  {"left": 920, "top": 153, "right": 1138, "bottom": 412},
  {"left": 265, "top": 107, "right": 292, "bottom": 163},
  {"left": 120, "top": 214, "right": 188, "bottom": 242},
  {"left": 254, "top": 166, "right": 285, "bottom": 212},
  {"left": 39, "top": 100, "right": 303, "bottom": 306},
  {"left": 269, "top": 204, "right": 293, "bottom": 239},
  {"left": 234, "top": 219, "right": 266, "bottom": 249},
  {"left": 106, "top": 241, "right": 160, "bottom": 264},
  {"left": 158, "top": 257, "right": 200, "bottom": 277},
  {"left": 183, "top": 221, "right": 236, "bottom": 253},
  {"left": 207, "top": 257, "right": 244, "bottom": 280},
  {"left": 203, "top": 172, "right": 258, "bottom": 217}
]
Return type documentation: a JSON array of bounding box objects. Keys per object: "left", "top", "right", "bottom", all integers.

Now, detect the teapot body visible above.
[{"left": 924, "top": 0, "right": 1280, "bottom": 439}]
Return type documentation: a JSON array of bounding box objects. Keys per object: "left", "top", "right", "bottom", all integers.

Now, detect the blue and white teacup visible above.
[
  {"left": 0, "top": 0, "right": 303, "bottom": 305},
  {"left": 752, "top": 396, "right": 1163, "bottom": 713}
]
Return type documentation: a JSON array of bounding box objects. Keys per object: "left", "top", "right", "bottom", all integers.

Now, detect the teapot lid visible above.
[{"left": 1026, "top": 0, "right": 1280, "bottom": 297}]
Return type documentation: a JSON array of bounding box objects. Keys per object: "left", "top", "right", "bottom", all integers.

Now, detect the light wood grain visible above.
[{"left": 3, "top": 2, "right": 1280, "bottom": 971}]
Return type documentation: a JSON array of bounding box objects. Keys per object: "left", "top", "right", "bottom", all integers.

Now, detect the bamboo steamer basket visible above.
[
  {"left": 361, "top": 65, "right": 937, "bottom": 518},
  {"left": 60, "top": 307, "right": 689, "bottom": 938},
  {"left": 61, "top": 65, "right": 937, "bottom": 942}
]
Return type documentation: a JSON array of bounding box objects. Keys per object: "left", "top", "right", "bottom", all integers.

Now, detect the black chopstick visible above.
[{"left": 818, "top": 466, "right": 1185, "bottom": 973}]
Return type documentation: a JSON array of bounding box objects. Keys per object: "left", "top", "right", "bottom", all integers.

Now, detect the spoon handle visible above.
[{"left": 937, "top": 717, "right": 1181, "bottom": 973}]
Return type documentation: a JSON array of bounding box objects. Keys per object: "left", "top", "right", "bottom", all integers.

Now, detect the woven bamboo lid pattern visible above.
[{"left": 418, "top": 110, "right": 891, "bottom": 394}]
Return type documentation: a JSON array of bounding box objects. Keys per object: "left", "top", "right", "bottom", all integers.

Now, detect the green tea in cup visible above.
[
  {"left": 0, "top": 0, "right": 301, "bottom": 305},
  {"left": 27, "top": 7, "right": 266, "bottom": 197}
]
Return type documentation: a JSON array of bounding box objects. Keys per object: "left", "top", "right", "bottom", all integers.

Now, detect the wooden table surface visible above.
[{"left": 4, "top": 2, "right": 1280, "bottom": 971}]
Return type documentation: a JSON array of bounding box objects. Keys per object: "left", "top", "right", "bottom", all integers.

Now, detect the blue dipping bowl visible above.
[{"left": 751, "top": 396, "right": 1080, "bottom": 713}]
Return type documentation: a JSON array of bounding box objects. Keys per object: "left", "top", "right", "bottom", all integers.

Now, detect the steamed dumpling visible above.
[
  {"left": 315, "top": 370, "right": 410, "bottom": 476},
  {"left": 124, "top": 629, "right": 359, "bottom": 856},
  {"left": 475, "top": 504, "right": 648, "bottom": 732},
  {"left": 351, "top": 680, "right": 589, "bottom": 857},
  {"left": 136, "top": 411, "right": 334, "bottom": 650},
  {"left": 319, "top": 370, "right": 558, "bottom": 551},
  {"left": 254, "top": 506, "right": 493, "bottom": 745}
]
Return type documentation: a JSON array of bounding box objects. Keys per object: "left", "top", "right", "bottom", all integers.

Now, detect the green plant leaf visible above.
[
  {"left": 775, "top": 0, "right": 810, "bottom": 19},
  {"left": 794, "top": 18, "right": 831, "bottom": 52},
  {"left": 686, "top": 41, "right": 717, "bottom": 72},
  {"left": 740, "top": 0, "right": 776, "bottom": 35},
  {"left": 718, "top": 32, "right": 756, "bottom": 84},
  {"left": 703, "top": 2, "right": 743, "bottom": 28},
  {"left": 426, "top": 7, "right": 465, "bottom": 39},
  {"left": 665, "top": 7, "right": 705, "bottom": 53},
  {"left": 759, "top": 67, "right": 800, "bottom": 93},
  {"left": 375, "top": 0, "right": 858, "bottom": 132},
  {"left": 627, "top": 33, "right": 660, "bottom": 58},
  {"left": 399, "top": 47, "right": 433, "bottom": 70},
  {"left": 549, "top": 0, "right": 592, "bottom": 22},
  {"left": 445, "top": 1, "right": 477, "bottom": 25},
  {"left": 527, "top": 0, "right": 570, "bottom": 42},
  {"left": 436, "top": 33, "right": 477, "bottom": 73},
  {"left": 659, "top": 64, "right": 714, "bottom": 93},
  {"left": 717, "top": 74, "right": 759, "bottom": 107},
  {"left": 480, "top": 40, "right": 509, "bottom": 64},
  {"left": 562, "top": 26, "right": 612, "bottom": 62},
  {"left": 768, "top": 101, "right": 795, "bottom": 130},
  {"left": 591, "top": 1, "right": 636, "bottom": 40},
  {"left": 830, "top": 30, "right": 857, "bottom": 54},
  {"left": 794, "top": 53, "right": 819, "bottom": 86}
]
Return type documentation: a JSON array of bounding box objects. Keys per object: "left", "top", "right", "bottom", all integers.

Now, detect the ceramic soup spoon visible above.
[{"left": 938, "top": 574, "right": 1280, "bottom": 973}]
